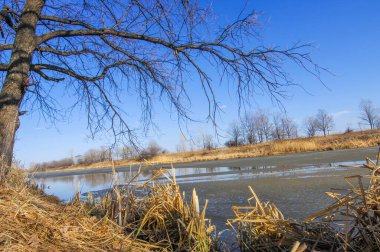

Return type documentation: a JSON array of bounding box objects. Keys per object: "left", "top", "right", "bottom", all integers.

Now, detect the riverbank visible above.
[
  {"left": 32, "top": 146, "right": 378, "bottom": 180},
  {"left": 0, "top": 170, "right": 152, "bottom": 251},
  {"left": 2, "top": 168, "right": 219, "bottom": 251},
  {"left": 13, "top": 159, "right": 380, "bottom": 251},
  {"left": 33, "top": 129, "right": 380, "bottom": 176}
]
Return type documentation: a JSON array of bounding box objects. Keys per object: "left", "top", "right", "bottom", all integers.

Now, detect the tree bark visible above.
[{"left": 0, "top": 0, "right": 45, "bottom": 181}]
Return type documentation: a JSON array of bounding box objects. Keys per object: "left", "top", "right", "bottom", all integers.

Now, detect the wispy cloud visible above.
[{"left": 331, "top": 110, "right": 351, "bottom": 118}]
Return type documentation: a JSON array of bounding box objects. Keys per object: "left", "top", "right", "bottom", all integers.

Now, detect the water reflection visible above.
[{"left": 33, "top": 161, "right": 363, "bottom": 202}]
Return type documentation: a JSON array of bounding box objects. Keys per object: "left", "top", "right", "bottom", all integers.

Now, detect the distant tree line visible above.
[
  {"left": 30, "top": 157, "right": 75, "bottom": 171},
  {"left": 223, "top": 99, "right": 380, "bottom": 147},
  {"left": 31, "top": 141, "right": 166, "bottom": 171},
  {"left": 31, "top": 99, "right": 380, "bottom": 171},
  {"left": 224, "top": 109, "right": 334, "bottom": 147}
]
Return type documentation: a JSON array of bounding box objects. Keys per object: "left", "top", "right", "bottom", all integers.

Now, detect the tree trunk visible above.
[{"left": 0, "top": 0, "right": 45, "bottom": 181}]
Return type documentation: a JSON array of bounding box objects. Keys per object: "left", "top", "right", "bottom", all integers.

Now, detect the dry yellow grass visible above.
[
  {"left": 0, "top": 170, "right": 152, "bottom": 251},
  {"left": 0, "top": 168, "right": 216, "bottom": 251},
  {"left": 90, "top": 168, "right": 215, "bottom": 251},
  {"left": 228, "top": 156, "right": 380, "bottom": 251},
  {"left": 227, "top": 185, "right": 339, "bottom": 251},
  {"left": 2, "top": 154, "right": 379, "bottom": 251},
  {"left": 49, "top": 129, "right": 380, "bottom": 172}
]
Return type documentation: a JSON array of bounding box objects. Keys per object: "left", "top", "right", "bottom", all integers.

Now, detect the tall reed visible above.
[
  {"left": 87, "top": 167, "right": 216, "bottom": 251},
  {"left": 229, "top": 156, "right": 380, "bottom": 251}
]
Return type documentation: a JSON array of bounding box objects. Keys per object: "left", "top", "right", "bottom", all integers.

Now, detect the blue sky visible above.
[{"left": 14, "top": 1, "right": 380, "bottom": 167}]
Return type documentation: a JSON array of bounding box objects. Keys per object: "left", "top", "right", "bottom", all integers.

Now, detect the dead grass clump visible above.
[
  {"left": 0, "top": 170, "right": 150, "bottom": 251},
  {"left": 91, "top": 169, "right": 215, "bottom": 251},
  {"left": 229, "top": 157, "right": 380, "bottom": 251},
  {"left": 227, "top": 186, "right": 339, "bottom": 251},
  {"left": 270, "top": 140, "right": 318, "bottom": 154},
  {"left": 306, "top": 158, "right": 380, "bottom": 251}
]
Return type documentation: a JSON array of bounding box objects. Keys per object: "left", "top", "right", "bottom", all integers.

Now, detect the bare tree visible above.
[
  {"left": 304, "top": 116, "right": 318, "bottom": 137},
  {"left": 82, "top": 149, "right": 101, "bottom": 164},
  {"left": 271, "top": 114, "right": 285, "bottom": 140},
  {"left": 344, "top": 125, "right": 354, "bottom": 134},
  {"left": 253, "top": 110, "right": 272, "bottom": 142},
  {"left": 271, "top": 114, "right": 297, "bottom": 140},
  {"left": 78, "top": 147, "right": 111, "bottom": 165},
  {"left": 359, "top": 99, "right": 379, "bottom": 129},
  {"left": 281, "top": 116, "right": 298, "bottom": 139},
  {"left": 118, "top": 145, "right": 138, "bottom": 160},
  {"left": 0, "top": 0, "right": 321, "bottom": 180},
  {"left": 315, "top": 109, "right": 334, "bottom": 136},
  {"left": 198, "top": 132, "right": 215, "bottom": 150},
  {"left": 99, "top": 146, "right": 112, "bottom": 162},
  {"left": 241, "top": 113, "right": 257, "bottom": 144},
  {"left": 137, "top": 141, "right": 165, "bottom": 160},
  {"left": 225, "top": 121, "right": 243, "bottom": 147},
  {"left": 30, "top": 157, "right": 74, "bottom": 171}
]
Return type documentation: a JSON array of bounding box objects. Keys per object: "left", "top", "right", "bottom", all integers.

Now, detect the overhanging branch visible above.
[
  {"left": 0, "top": 44, "right": 12, "bottom": 51},
  {"left": 30, "top": 66, "right": 64, "bottom": 82},
  {"left": 31, "top": 61, "right": 129, "bottom": 82},
  {"left": 0, "top": 63, "right": 9, "bottom": 71},
  {"left": 38, "top": 46, "right": 109, "bottom": 58},
  {"left": 37, "top": 28, "right": 178, "bottom": 50},
  {"left": 39, "top": 15, "right": 92, "bottom": 29}
]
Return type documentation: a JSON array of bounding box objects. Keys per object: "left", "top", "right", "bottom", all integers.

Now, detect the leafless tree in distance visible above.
[
  {"left": 253, "top": 110, "right": 272, "bottom": 142},
  {"left": 225, "top": 121, "right": 243, "bottom": 147},
  {"left": 137, "top": 141, "right": 165, "bottom": 160},
  {"left": 241, "top": 113, "right": 257, "bottom": 144},
  {"left": 315, "top": 109, "right": 334, "bottom": 136},
  {"left": 0, "top": 0, "right": 322, "bottom": 181},
  {"left": 271, "top": 114, "right": 285, "bottom": 140},
  {"left": 117, "top": 144, "right": 139, "bottom": 160},
  {"left": 198, "top": 132, "right": 215, "bottom": 150},
  {"left": 359, "top": 99, "right": 379, "bottom": 129},
  {"left": 281, "top": 116, "right": 298, "bottom": 139},
  {"left": 271, "top": 114, "right": 297, "bottom": 140},
  {"left": 304, "top": 116, "right": 318, "bottom": 137}
]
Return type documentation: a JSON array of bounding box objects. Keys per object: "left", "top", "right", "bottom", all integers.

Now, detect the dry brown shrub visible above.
[{"left": 229, "top": 157, "right": 380, "bottom": 252}]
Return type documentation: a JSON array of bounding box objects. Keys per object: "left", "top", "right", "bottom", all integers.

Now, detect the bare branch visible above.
[
  {"left": 31, "top": 62, "right": 128, "bottom": 82},
  {"left": 0, "top": 44, "right": 12, "bottom": 51},
  {"left": 38, "top": 28, "right": 181, "bottom": 49},
  {"left": 0, "top": 0, "right": 325, "bottom": 154},
  {"left": 37, "top": 46, "right": 109, "bottom": 58},
  {"left": 30, "top": 67, "right": 64, "bottom": 82},
  {"left": 39, "top": 15, "right": 93, "bottom": 29},
  {"left": 0, "top": 64, "right": 9, "bottom": 71}
]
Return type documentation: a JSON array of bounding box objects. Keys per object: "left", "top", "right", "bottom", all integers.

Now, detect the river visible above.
[{"left": 31, "top": 147, "right": 378, "bottom": 238}]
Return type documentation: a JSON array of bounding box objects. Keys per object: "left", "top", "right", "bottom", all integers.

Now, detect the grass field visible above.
[{"left": 46, "top": 129, "right": 380, "bottom": 172}]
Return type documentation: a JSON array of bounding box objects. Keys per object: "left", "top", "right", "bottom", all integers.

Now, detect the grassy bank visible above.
[
  {"left": 3, "top": 158, "right": 380, "bottom": 251},
  {"left": 0, "top": 170, "right": 152, "bottom": 251},
  {"left": 0, "top": 169, "right": 215, "bottom": 251},
  {"left": 46, "top": 129, "right": 380, "bottom": 172}
]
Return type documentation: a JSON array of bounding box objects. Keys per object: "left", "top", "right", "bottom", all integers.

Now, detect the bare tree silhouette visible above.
[{"left": 0, "top": 0, "right": 322, "bottom": 180}]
